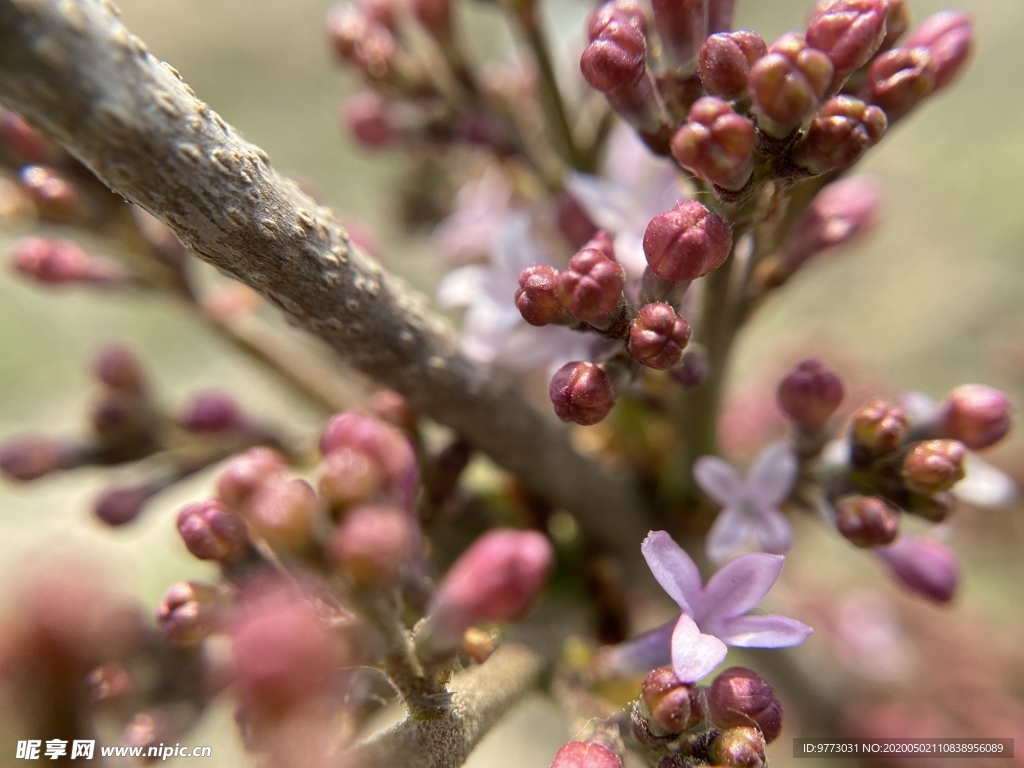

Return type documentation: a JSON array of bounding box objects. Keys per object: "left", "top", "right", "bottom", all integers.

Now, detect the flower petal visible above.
[
  {"left": 592, "top": 621, "right": 674, "bottom": 679},
  {"left": 701, "top": 552, "right": 785, "bottom": 622},
  {"left": 747, "top": 441, "right": 798, "bottom": 505},
  {"left": 753, "top": 505, "right": 793, "bottom": 555},
  {"left": 565, "top": 173, "right": 636, "bottom": 234},
  {"left": 641, "top": 531, "right": 701, "bottom": 613},
  {"left": 705, "top": 506, "right": 754, "bottom": 564},
  {"left": 693, "top": 457, "right": 744, "bottom": 505},
  {"left": 953, "top": 454, "right": 1018, "bottom": 508},
  {"left": 436, "top": 265, "right": 488, "bottom": 308},
  {"left": 670, "top": 612, "right": 728, "bottom": 683},
  {"left": 717, "top": 613, "right": 813, "bottom": 648}
]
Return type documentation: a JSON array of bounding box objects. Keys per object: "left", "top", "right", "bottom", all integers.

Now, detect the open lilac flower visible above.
[
  {"left": 624, "top": 531, "right": 812, "bottom": 683},
  {"left": 437, "top": 212, "right": 594, "bottom": 372},
  {"left": 695, "top": 442, "right": 798, "bottom": 563}
]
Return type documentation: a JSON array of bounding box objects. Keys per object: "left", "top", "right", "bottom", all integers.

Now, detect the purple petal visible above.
[
  {"left": 701, "top": 552, "right": 785, "bottom": 622},
  {"left": 753, "top": 505, "right": 793, "bottom": 555},
  {"left": 717, "top": 614, "right": 813, "bottom": 648},
  {"left": 747, "top": 441, "right": 797, "bottom": 505},
  {"left": 670, "top": 612, "right": 728, "bottom": 683},
  {"left": 705, "top": 506, "right": 754, "bottom": 564},
  {"left": 592, "top": 621, "right": 674, "bottom": 679},
  {"left": 641, "top": 531, "right": 701, "bottom": 613},
  {"left": 693, "top": 457, "right": 744, "bottom": 505}
]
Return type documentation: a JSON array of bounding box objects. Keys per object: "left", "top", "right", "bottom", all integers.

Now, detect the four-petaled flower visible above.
[
  {"left": 641, "top": 530, "right": 812, "bottom": 682},
  {"left": 694, "top": 441, "right": 798, "bottom": 563}
]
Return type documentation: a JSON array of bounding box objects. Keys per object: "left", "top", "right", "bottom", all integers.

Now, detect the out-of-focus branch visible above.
[
  {"left": 344, "top": 643, "right": 546, "bottom": 768},
  {"left": 0, "top": 0, "right": 651, "bottom": 552}
]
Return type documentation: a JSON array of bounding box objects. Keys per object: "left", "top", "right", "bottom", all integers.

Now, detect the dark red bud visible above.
[
  {"left": 94, "top": 484, "right": 157, "bottom": 527},
  {"left": 902, "top": 439, "right": 966, "bottom": 494},
  {"left": 156, "top": 581, "right": 222, "bottom": 644},
  {"left": 628, "top": 302, "right": 692, "bottom": 370},
  {"left": 549, "top": 361, "right": 615, "bottom": 426},
  {"left": 707, "top": 725, "right": 768, "bottom": 767},
  {"left": 93, "top": 343, "right": 147, "bottom": 395},
  {"left": 177, "top": 499, "right": 249, "bottom": 562},
  {"left": 749, "top": 33, "right": 833, "bottom": 137},
  {"left": 179, "top": 391, "right": 245, "bottom": 434},
  {"left": 861, "top": 46, "right": 936, "bottom": 122},
  {"left": 792, "top": 96, "right": 887, "bottom": 174},
  {"left": 581, "top": 22, "right": 647, "bottom": 94},
  {"left": 806, "top": 0, "right": 889, "bottom": 93},
  {"left": 643, "top": 201, "right": 733, "bottom": 281},
  {"left": 0, "top": 435, "right": 66, "bottom": 481},
  {"left": 343, "top": 92, "right": 397, "bottom": 149},
  {"left": 776, "top": 359, "right": 845, "bottom": 431},
  {"left": 557, "top": 248, "right": 625, "bottom": 325},
  {"left": 515, "top": 264, "right": 563, "bottom": 326},
  {"left": 939, "top": 384, "right": 1012, "bottom": 450},
  {"left": 587, "top": 0, "right": 648, "bottom": 41},
  {"left": 698, "top": 31, "right": 767, "bottom": 100},
  {"left": 641, "top": 666, "right": 707, "bottom": 735},
  {"left": 834, "top": 495, "right": 900, "bottom": 548},
  {"left": 708, "top": 667, "right": 783, "bottom": 743},
  {"left": 670, "top": 97, "right": 755, "bottom": 191}
]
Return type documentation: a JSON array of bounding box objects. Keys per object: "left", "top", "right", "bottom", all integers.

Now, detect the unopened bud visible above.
[
  {"left": 748, "top": 34, "right": 833, "bottom": 138},
  {"left": 650, "top": 0, "right": 706, "bottom": 70},
  {"left": 640, "top": 666, "right": 707, "bottom": 736},
  {"left": 549, "top": 361, "right": 615, "bottom": 426},
  {"left": 902, "top": 439, "right": 965, "bottom": 494},
  {"left": 938, "top": 384, "right": 1012, "bottom": 450},
  {"left": 806, "top": 0, "right": 889, "bottom": 94},
  {"left": 708, "top": 667, "right": 783, "bottom": 743},
  {"left": 371, "top": 390, "right": 418, "bottom": 433},
  {"left": 319, "top": 410, "right": 416, "bottom": 488},
  {"left": 244, "top": 478, "right": 320, "bottom": 552},
  {"left": 861, "top": 46, "right": 935, "bottom": 122},
  {"left": 852, "top": 399, "right": 909, "bottom": 455},
  {"left": 216, "top": 447, "right": 288, "bottom": 513},
  {"left": 327, "top": 7, "right": 397, "bottom": 83},
  {"left": 698, "top": 31, "right": 767, "bottom": 101},
  {"left": 177, "top": 499, "right": 249, "bottom": 562},
  {"left": 904, "top": 11, "right": 972, "bottom": 91},
  {"left": 834, "top": 495, "right": 899, "bottom": 548},
  {"left": 94, "top": 483, "right": 157, "bottom": 527},
  {"left": 516, "top": 264, "right": 563, "bottom": 326},
  {"left": 587, "top": 0, "right": 648, "bottom": 41},
  {"left": 792, "top": 96, "right": 886, "bottom": 175},
  {"left": 424, "top": 529, "right": 553, "bottom": 651},
  {"left": 643, "top": 201, "right": 733, "bottom": 282},
  {"left": 93, "top": 344, "right": 147, "bottom": 395},
  {"left": 629, "top": 302, "right": 692, "bottom": 370},
  {"left": 179, "top": 391, "right": 245, "bottom": 434},
  {"left": 550, "top": 741, "right": 623, "bottom": 768},
  {"left": 319, "top": 446, "right": 387, "bottom": 510},
  {"left": 707, "top": 725, "right": 767, "bottom": 767},
  {"left": 671, "top": 97, "right": 755, "bottom": 191},
  {"left": 0, "top": 435, "right": 68, "bottom": 481},
  {"left": 671, "top": 346, "right": 708, "bottom": 388},
  {"left": 777, "top": 359, "right": 844, "bottom": 431},
  {"left": 877, "top": 536, "right": 958, "bottom": 603},
  {"left": 343, "top": 92, "right": 397, "bottom": 149},
  {"left": 156, "top": 580, "right": 222, "bottom": 644},
  {"left": 558, "top": 247, "right": 625, "bottom": 325},
  {"left": 328, "top": 504, "right": 413, "bottom": 588},
  {"left": 11, "top": 237, "right": 125, "bottom": 287},
  {"left": 581, "top": 22, "right": 647, "bottom": 94},
  {"left": 18, "top": 165, "right": 80, "bottom": 222}
]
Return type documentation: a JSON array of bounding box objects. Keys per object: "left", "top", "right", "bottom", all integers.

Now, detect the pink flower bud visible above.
[
  {"left": 877, "top": 536, "right": 959, "bottom": 603},
  {"left": 179, "top": 391, "right": 245, "bottom": 434},
  {"left": 177, "top": 499, "right": 249, "bottom": 562},
  {"left": 806, "top": 0, "right": 889, "bottom": 94},
  {"left": 343, "top": 92, "right": 397, "bottom": 149},
  {"left": 698, "top": 31, "right": 767, "bottom": 101},
  {"left": 557, "top": 247, "right": 625, "bottom": 325},
  {"left": 708, "top": 726, "right": 767, "bottom": 767},
  {"left": 902, "top": 439, "right": 966, "bottom": 494},
  {"left": 776, "top": 359, "right": 844, "bottom": 431},
  {"left": 156, "top": 581, "right": 222, "bottom": 644},
  {"left": 11, "top": 237, "right": 120, "bottom": 286},
  {"left": 515, "top": 264, "right": 563, "bottom": 326},
  {"left": 93, "top": 343, "right": 147, "bottom": 395},
  {"left": 749, "top": 34, "right": 833, "bottom": 138},
  {"left": 549, "top": 361, "right": 616, "bottom": 426},
  {"left": 550, "top": 741, "right": 623, "bottom": 768},
  {"left": 851, "top": 399, "right": 909, "bottom": 455},
  {"left": 244, "top": 478, "right": 320, "bottom": 552},
  {"left": 643, "top": 201, "right": 733, "bottom": 282},
  {"left": 328, "top": 504, "right": 413, "bottom": 588},
  {"left": 327, "top": 7, "right": 397, "bottom": 83},
  {"left": 0, "top": 435, "right": 65, "bottom": 481},
  {"left": 629, "top": 302, "right": 692, "bottom": 370},
  {"left": 581, "top": 21, "right": 647, "bottom": 94},
  {"left": 318, "top": 446, "right": 387, "bottom": 510},
  {"left": 938, "top": 384, "right": 1012, "bottom": 450},
  {"left": 18, "top": 165, "right": 80, "bottom": 222},
  {"left": 708, "top": 667, "right": 783, "bottom": 743},
  {"left": 650, "top": 0, "right": 707, "bottom": 70},
  {"left": 370, "top": 390, "right": 418, "bottom": 433},
  {"left": 904, "top": 11, "right": 972, "bottom": 91},
  {"left": 426, "top": 529, "right": 553, "bottom": 649},
  {"left": 640, "top": 666, "right": 707, "bottom": 736},
  {"left": 319, "top": 410, "right": 416, "bottom": 489},
  {"left": 792, "top": 96, "right": 886, "bottom": 175},
  {"left": 670, "top": 97, "right": 755, "bottom": 191},
  {"left": 587, "top": 0, "right": 648, "bottom": 41},
  {"left": 878, "top": 0, "right": 910, "bottom": 51},
  {"left": 861, "top": 46, "right": 936, "bottom": 122},
  {"left": 216, "top": 447, "right": 289, "bottom": 511},
  {"left": 834, "top": 495, "right": 899, "bottom": 548},
  {"left": 94, "top": 484, "right": 157, "bottom": 527}
]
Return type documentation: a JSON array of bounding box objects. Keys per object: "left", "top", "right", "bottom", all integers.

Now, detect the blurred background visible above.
[{"left": 1, "top": 0, "right": 1022, "bottom": 765}]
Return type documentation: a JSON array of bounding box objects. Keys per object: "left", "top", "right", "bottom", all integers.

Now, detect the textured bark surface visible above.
[{"left": 0, "top": 0, "right": 650, "bottom": 550}]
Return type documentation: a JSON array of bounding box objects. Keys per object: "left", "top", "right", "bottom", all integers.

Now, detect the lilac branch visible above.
[{"left": 0, "top": 0, "right": 650, "bottom": 553}]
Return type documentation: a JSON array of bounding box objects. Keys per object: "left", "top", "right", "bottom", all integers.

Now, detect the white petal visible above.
[
  {"left": 693, "top": 456, "right": 744, "bottom": 505},
  {"left": 899, "top": 390, "right": 939, "bottom": 423},
  {"left": 748, "top": 441, "right": 798, "bottom": 505},
  {"left": 493, "top": 212, "right": 546, "bottom": 277},
  {"left": 670, "top": 612, "right": 728, "bottom": 683},
  {"left": 717, "top": 614, "right": 813, "bottom": 648},
  {"left": 641, "top": 531, "right": 702, "bottom": 613},
  {"left": 705, "top": 506, "right": 754, "bottom": 564},
  {"left": 436, "top": 265, "right": 489, "bottom": 308},
  {"left": 953, "top": 454, "right": 1018, "bottom": 508},
  {"left": 565, "top": 173, "right": 636, "bottom": 233}
]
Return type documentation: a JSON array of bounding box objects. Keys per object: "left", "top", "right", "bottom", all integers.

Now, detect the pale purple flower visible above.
[
  {"left": 431, "top": 167, "right": 513, "bottom": 264},
  {"left": 566, "top": 124, "right": 686, "bottom": 280},
  {"left": 694, "top": 441, "right": 798, "bottom": 563},
  {"left": 901, "top": 391, "right": 1017, "bottom": 508},
  {"left": 632, "top": 530, "right": 812, "bottom": 682},
  {"left": 437, "top": 212, "right": 594, "bottom": 372}
]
